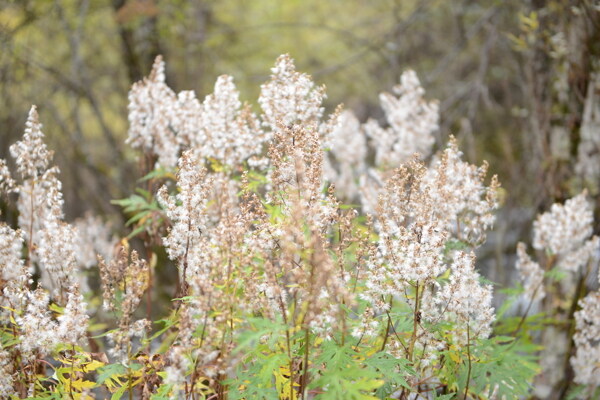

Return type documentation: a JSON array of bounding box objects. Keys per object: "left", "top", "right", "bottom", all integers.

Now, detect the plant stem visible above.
[
  {"left": 512, "top": 283, "right": 540, "bottom": 336},
  {"left": 277, "top": 293, "right": 294, "bottom": 400},
  {"left": 513, "top": 255, "right": 557, "bottom": 336},
  {"left": 127, "top": 342, "right": 133, "bottom": 400},
  {"left": 301, "top": 328, "right": 310, "bottom": 400},
  {"left": 463, "top": 322, "right": 472, "bottom": 400},
  {"left": 407, "top": 282, "right": 421, "bottom": 362},
  {"left": 145, "top": 244, "right": 153, "bottom": 323},
  {"left": 380, "top": 297, "right": 394, "bottom": 351},
  {"left": 70, "top": 346, "right": 75, "bottom": 400},
  {"left": 557, "top": 268, "right": 589, "bottom": 398}
]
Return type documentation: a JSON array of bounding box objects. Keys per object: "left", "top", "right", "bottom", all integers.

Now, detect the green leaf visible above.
[
  {"left": 258, "top": 353, "right": 288, "bottom": 385},
  {"left": 144, "top": 317, "right": 176, "bottom": 344},
  {"left": 151, "top": 383, "right": 175, "bottom": 400},
  {"left": 234, "top": 317, "right": 286, "bottom": 352},
  {"left": 125, "top": 210, "right": 150, "bottom": 226},
  {"left": 96, "top": 363, "right": 128, "bottom": 385},
  {"left": 310, "top": 341, "right": 384, "bottom": 400},
  {"left": 365, "top": 352, "right": 414, "bottom": 392},
  {"left": 138, "top": 167, "right": 175, "bottom": 183},
  {"left": 127, "top": 223, "right": 148, "bottom": 239},
  {"left": 135, "top": 187, "right": 152, "bottom": 198},
  {"left": 111, "top": 384, "right": 129, "bottom": 400},
  {"left": 466, "top": 337, "right": 538, "bottom": 399},
  {"left": 545, "top": 267, "right": 568, "bottom": 282}
]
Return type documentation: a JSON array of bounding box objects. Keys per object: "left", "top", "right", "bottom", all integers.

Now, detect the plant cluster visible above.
[{"left": 0, "top": 54, "right": 598, "bottom": 400}]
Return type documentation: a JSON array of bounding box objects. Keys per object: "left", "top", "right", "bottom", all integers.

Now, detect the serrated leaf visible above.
[
  {"left": 71, "top": 379, "right": 96, "bottom": 390},
  {"left": 365, "top": 352, "right": 414, "bottom": 391},
  {"left": 111, "top": 385, "right": 129, "bottom": 400},
  {"left": 96, "top": 363, "right": 128, "bottom": 385}
]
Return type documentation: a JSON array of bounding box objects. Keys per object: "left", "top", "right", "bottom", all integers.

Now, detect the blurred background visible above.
[{"left": 1, "top": 0, "right": 599, "bottom": 286}]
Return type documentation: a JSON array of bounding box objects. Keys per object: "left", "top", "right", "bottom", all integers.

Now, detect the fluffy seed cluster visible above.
[
  {"left": 324, "top": 70, "right": 439, "bottom": 210},
  {"left": 10, "top": 109, "right": 63, "bottom": 250},
  {"left": 9, "top": 106, "right": 54, "bottom": 180},
  {"left": 516, "top": 192, "right": 599, "bottom": 308},
  {"left": 158, "top": 151, "right": 259, "bottom": 383},
  {"left": 364, "top": 70, "right": 438, "bottom": 169},
  {"left": 0, "top": 225, "right": 27, "bottom": 286},
  {"left": 258, "top": 54, "right": 326, "bottom": 130},
  {"left": 0, "top": 106, "right": 121, "bottom": 394},
  {"left": 0, "top": 54, "right": 510, "bottom": 397},
  {"left": 0, "top": 350, "right": 14, "bottom": 398},
  {"left": 127, "top": 56, "right": 180, "bottom": 168},
  {"left": 514, "top": 192, "right": 600, "bottom": 395},
  {"left": 364, "top": 158, "right": 449, "bottom": 304},
  {"left": 263, "top": 123, "right": 353, "bottom": 333},
  {"left": 571, "top": 287, "right": 600, "bottom": 387},
  {"left": 424, "top": 137, "right": 499, "bottom": 245},
  {"left": 359, "top": 151, "right": 497, "bottom": 366},
  {"left": 187, "top": 76, "right": 264, "bottom": 168},
  {"left": 571, "top": 257, "right": 600, "bottom": 387},
  {"left": 324, "top": 111, "right": 367, "bottom": 200},
  {"left": 127, "top": 57, "right": 440, "bottom": 219},
  {"left": 138, "top": 57, "right": 366, "bottom": 390},
  {"left": 423, "top": 251, "right": 495, "bottom": 345},
  {"left": 362, "top": 140, "right": 498, "bottom": 310},
  {"left": 158, "top": 151, "right": 215, "bottom": 286},
  {"left": 532, "top": 191, "right": 599, "bottom": 272},
  {"left": 14, "top": 285, "right": 88, "bottom": 363},
  {"left": 127, "top": 54, "right": 328, "bottom": 173},
  {"left": 98, "top": 245, "right": 150, "bottom": 361},
  {"left": 515, "top": 242, "right": 545, "bottom": 300},
  {"left": 0, "top": 159, "right": 15, "bottom": 193},
  {"left": 73, "top": 213, "right": 117, "bottom": 269},
  {"left": 157, "top": 121, "right": 356, "bottom": 389}
]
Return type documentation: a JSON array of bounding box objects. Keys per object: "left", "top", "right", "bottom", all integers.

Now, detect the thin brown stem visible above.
[
  {"left": 380, "top": 297, "right": 394, "bottom": 351},
  {"left": 513, "top": 255, "right": 556, "bottom": 336},
  {"left": 145, "top": 244, "right": 153, "bottom": 323},
  {"left": 26, "top": 179, "right": 35, "bottom": 273},
  {"left": 385, "top": 310, "right": 408, "bottom": 353},
  {"left": 277, "top": 292, "right": 294, "bottom": 400},
  {"left": 512, "top": 283, "right": 541, "bottom": 336},
  {"left": 69, "top": 345, "right": 75, "bottom": 400},
  {"left": 301, "top": 328, "right": 310, "bottom": 400},
  {"left": 407, "top": 282, "right": 421, "bottom": 362},
  {"left": 557, "top": 266, "right": 590, "bottom": 398}
]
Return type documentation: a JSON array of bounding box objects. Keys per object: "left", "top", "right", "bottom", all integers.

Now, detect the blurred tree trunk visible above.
[
  {"left": 520, "top": 2, "right": 600, "bottom": 399},
  {"left": 181, "top": 1, "right": 213, "bottom": 95},
  {"left": 523, "top": 0, "right": 554, "bottom": 208},
  {"left": 112, "top": 0, "right": 163, "bottom": 82}
]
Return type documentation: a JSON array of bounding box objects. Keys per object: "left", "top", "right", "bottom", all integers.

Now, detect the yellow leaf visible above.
[
  {"left": 82, "top": 360, "right": 105, "bottom": 373},
  {"left": 1, "top": 305, "right": 18, "bottom": 313},
  {"left": 71, "top": 379, "right": 96, "bottom": 391},
  {"left": 194, "top": 376, "right": 215, "bottom": 395},
  {"left": 131, "top": 377, "right": 143, "bottom": 387},
  {"left": 275, "top": 366, "right": 299, "bottom": 400},
  {"left": 449, "top": 351, "right": 461, "bottom": 364}
]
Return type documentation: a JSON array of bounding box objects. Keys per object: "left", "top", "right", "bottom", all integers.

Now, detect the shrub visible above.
[{"left": 0, "top": 54, "right": 598, "bottom": 400}]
